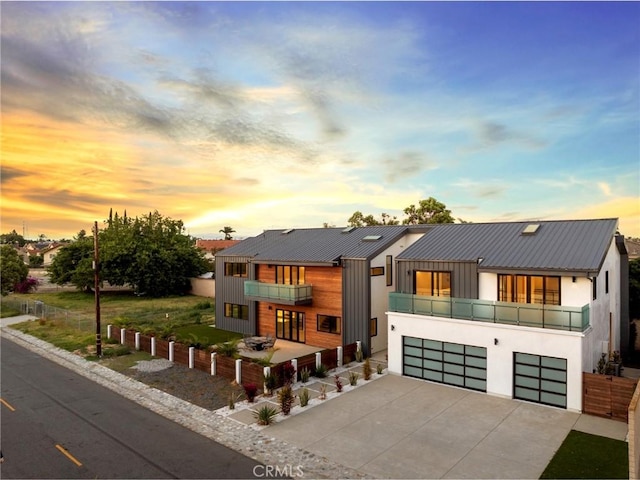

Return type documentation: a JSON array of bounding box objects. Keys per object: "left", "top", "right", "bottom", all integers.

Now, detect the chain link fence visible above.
[{"left": 2, "top": 298, "right": 96, "bottom": 332}]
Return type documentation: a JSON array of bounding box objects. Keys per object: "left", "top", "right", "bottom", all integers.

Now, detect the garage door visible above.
[
  {"left": 403, "top": 337, "right": 487, "bottom": 392},
  {"left": 513, "top": 353, "right": 567, "bottom": 408}
]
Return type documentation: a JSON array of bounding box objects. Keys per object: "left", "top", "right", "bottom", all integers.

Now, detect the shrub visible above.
[
  {"left": 243, "top": 383, "right": 258, "bottom": 402},
  {"left": 319, "top": 384, "right": 327, "bottom": 400},
  {"left": 355, "top": 349, "right": 363, "bottom": 362},
  {"left": 195, "top": 300, "right": 212, "bottom": 310},
  {"left": 376, "top": 363, "right": 384, "bottom": 375},
  {"left": 264, "top": 372, "right": 278, "bottom": 396},
  {"left": 215, "top": 339, "right": 240, "bottom": 358},
  {"left": 313, "top": 364, "right": 328, "bottom": 378},
  {"left": 300, "top": 367, "right": 310, "bottom": 384},
  {"left": 349, "top": 371, "right": 359, "bottom": 386},
  {"left": 282, "top": 361, "right": 296, "bottom": 385},
  {"left": 254, "top": 405, "right": 279, "bottom": 425},
  {"left": 334, "top": 374, "right": 343, "bottom": 392},
  {"left": 299, "top": 388, "right": 310, "bottom": 407},
  {"left": 363, "top": 358, "right": 372, "bottom": 381},
  {"left": 253, "top": 350, "right": 276, "bottom": 367},
  {"left": 14, "top": 276, "right": 39, "bottom": 294},
  {"left": 278, "top": 385, "right": 295, "bottom": 415}
]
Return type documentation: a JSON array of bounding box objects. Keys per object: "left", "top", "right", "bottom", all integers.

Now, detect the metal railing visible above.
[
  {"left": 244, "top": 280, "right": 313, "bottom": 304},
  {"left": 388, "top": 293, "right": 589, "bottom": 332}
]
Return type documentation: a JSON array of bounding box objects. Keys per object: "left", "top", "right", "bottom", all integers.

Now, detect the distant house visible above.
[
  {"left": 40, "top": 243, "right": 66, "bottom": 266},
  {"left": 625, "top": 237, "right": 640, "bottom": 261},
  {"left": 386, "top": 219, "right": 628, "bottom": 411},
  {"left": 214, "top": 226, "right": 426, "bottom": 354},
  {"left": 195, "top": 239, "right": 241, "bottom": 261}
]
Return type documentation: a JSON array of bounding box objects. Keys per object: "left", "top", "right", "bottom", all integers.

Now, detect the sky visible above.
[{"left": 1, "top": 1, "right": 639, "bottom": 240}]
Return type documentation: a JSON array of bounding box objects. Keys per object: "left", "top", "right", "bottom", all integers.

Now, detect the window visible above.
[
  {"left": 276, "top": 265, "right": 305, "bottom": 285},
  {"left": 592, "top": 277, "right": 597, "bottom": 300},
  {"left": 317, "top": 314, "right": 341, "bottom": 334},
  {"left": 277, "top": 309, "right": 305, "bottom": 342},
  {"left": 605, "top": 271, "right": 609, "bottom": 294},
  {"left": 370, "top": 267, "right": 384, "bottom": 276},
  {"left": 225, "top": 262, "right": 247, "bottom": 277},
  {"left": 370, "top": 318, "right": 378, "bottom": 337},
  {"left": 224, "top": 303, "right": 249, "bottom": 320},
  {"left": 415, "top": 271, "right": 451, "bottom": 297},
  {"left": 498, "top": 274, "right": 560, "bottom": 305},
  {"left": 386, "top": 255, "right": 393, "bottom": 286}
]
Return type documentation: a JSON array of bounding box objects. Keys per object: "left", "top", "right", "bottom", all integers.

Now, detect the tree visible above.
[
  {"left": 219, "top": 226, "right": 235, "bottom": 240},
  {"left": 1, "top": 230, "right": 26, "bottom": 246},
  {"left": 47, "top": 230, "right": 95, "bottom": 292},
  {"left": 402, "top": 197, "right": 454, "bottom": 225},
  {"left": 347, "top": 212, "right": 399, "bottom": 227},
  {"left": 0, "top": 245, "right": 29, "bottom": 295},
  {"left": 101, "top": 210, "right": 210, "bottom": 297}
]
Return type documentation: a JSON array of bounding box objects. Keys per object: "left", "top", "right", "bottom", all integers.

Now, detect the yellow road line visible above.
[
  {"left": 55, "top": 444, "right": 83, "bottom": 467},
  {"left": 0, "top": 398, "right": 16, "bottom": 411}
]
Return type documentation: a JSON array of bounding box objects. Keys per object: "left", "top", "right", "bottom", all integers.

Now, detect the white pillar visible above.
[
  {"left": 211, "top": 352, "right": 217, "bottom": 376},
  {"left": 151, "top": 337, "right": 156, "bottom": 357},
  {"left": 120, "top": 328, "right": 125, "bottom": 345},
  {"left": 315, "top": 352, "right": 322, "bottom": 369},
  {"left": 169, "top": 341, "right": 175, "bottom": 362},
  {"left": 107, "top": 324, "right": 112, "bottom": 339},
  {"left": 291, "top": 359, "right": 298, "bottom": 382},
  {"left": 235, "top": 358, "right": 242, "bottom": 384},
  {"left": 337, "top": 346, "right": 343, "bottom": 368},
  {"left": 263, "top": 366, "right": 271, "bottom": 392},
  {"left": 189, "top": 347, "right": 195, "bottom": 369},
  {"left": 135, "top": 332, "right": 141, "bottom": 351}
]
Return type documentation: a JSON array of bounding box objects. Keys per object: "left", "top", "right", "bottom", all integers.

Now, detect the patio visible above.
[{"left": 238, "top": 337, "right": 324, "bottom": 364}]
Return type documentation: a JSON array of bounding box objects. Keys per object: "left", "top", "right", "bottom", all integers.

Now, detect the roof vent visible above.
[
  {"left": 522, "top": 224, "right": 540, "bottom": 235},
  {"left": 362, "top": 235, "right": 382, "bottom": 241},
  {"left": 342, "top": 226, "right": 356, "bottom": 233}
]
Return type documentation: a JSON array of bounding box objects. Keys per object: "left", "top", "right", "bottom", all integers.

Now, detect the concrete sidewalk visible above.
[
  {"left": 266, "top": 374, "right": 628, "bottom": 479},
  {"left": 0, "top": 314, "right": 37, "bottom": 328}
]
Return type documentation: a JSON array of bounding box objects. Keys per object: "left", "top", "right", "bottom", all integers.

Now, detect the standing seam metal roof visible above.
[
  {"left": 396, "top": 219, "right": 618, "bottom": 272},
  {"left": 217, "top": 226, "right": 410, "bottom": 263}
]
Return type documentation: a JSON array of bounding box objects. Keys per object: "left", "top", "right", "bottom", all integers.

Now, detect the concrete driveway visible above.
[{"left": 266, "top": 374, "right": 617, "bottom": 479}]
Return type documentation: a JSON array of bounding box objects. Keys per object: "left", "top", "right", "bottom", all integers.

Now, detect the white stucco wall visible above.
[
  {"left": 370, "top": 232, "right": 427, "bottom": 353},
  {"left": 387, "top": 311, "right": 585, "bottom": 411}
]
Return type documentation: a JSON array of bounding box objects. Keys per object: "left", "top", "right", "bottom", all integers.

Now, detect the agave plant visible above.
[{"left": 253, "top": 405, "right": 279, "bottom": 425}]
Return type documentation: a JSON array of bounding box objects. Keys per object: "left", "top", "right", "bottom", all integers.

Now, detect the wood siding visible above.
[
  {"left": 255, "top": 264, "right": 344, "bottom": 349},
  {"left": 583, "top": 372, "right": 638, "bottom": 422}
]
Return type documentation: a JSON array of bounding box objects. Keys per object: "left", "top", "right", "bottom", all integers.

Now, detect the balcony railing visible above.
[
  {"left": 388, "top": 293, "right": 589, "bottom": 332},
  {"left": 244, "top": 280, "right": 313, "bottom": 305}
]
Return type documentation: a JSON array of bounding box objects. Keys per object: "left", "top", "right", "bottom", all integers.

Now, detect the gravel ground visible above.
[{"left": 120, "top": 359, "right": 245, "bottom": 411}]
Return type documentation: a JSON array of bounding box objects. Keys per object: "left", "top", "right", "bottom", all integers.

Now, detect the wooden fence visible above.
[
  {"left": 583, "top": 372, "right": 638, "bottom": 422},
  {"left": 110, "top": 327, "right": 357, "bottom": 390}
]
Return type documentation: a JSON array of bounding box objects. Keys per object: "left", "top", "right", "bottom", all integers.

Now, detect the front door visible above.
[{"left": 276, "top": 309, "right": 305, "bottom": 343}]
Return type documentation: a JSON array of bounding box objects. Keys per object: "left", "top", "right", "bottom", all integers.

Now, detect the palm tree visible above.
[{"left": 219, "top": 226, "right": 235, "bottom": 240}]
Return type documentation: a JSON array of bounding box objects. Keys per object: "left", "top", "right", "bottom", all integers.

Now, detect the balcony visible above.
[
  {"left": 244, "top": 280, "right": 313, "bottom": 306},
  {"left": 388, "top": 293, "right": 589, "bottom": 332}
]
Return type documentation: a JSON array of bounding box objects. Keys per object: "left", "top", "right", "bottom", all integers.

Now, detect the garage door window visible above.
[
  {"left": 403, "top": 337, "right": 487, "bottom": 392},
  {"left": 514, "top": 353, "right": 567, "bottom": 408}
]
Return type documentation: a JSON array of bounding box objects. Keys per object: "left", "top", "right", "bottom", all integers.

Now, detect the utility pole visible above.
[{"left": 93, "top": 221, "right": 102, "bottom": 357}]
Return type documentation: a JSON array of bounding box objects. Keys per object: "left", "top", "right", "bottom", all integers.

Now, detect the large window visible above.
[
  {"left": 224, "top": 303, "right": 248, "bottom": 320},
  {"left": 386, "top": 255, "right": 393, "bottom": 286},
  {"left": 498, "top": 275, "right": 560, "bottom": 305},
  {"left": 225, "top": 262, "right": 247, "bottom": 277},
  {"left": 276, "top": 309, "right": 305, "bottom": 342},
  {"left": 415, "top": 271, "right": 451, "bottom": 297},
  {"left": 317, "top": 314, "right": 341, "bottom": 334},
  {"left": 370, "top": 267, "right": 384, "bottom": 276},
  {"left": 276, "top": 265, "right": 305, "bottom": 285}
]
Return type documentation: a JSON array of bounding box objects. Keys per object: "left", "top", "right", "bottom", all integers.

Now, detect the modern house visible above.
[
  {"left": 386, "top": 219, "right": 628, "bottom": 411},
  {"left": 215, "top": 225, "right": 425, "bottom": 354}
]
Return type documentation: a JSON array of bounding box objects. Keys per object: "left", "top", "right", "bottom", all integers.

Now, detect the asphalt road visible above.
[{"left": 0, "top": 337, "right": 261, "bottom": 479}]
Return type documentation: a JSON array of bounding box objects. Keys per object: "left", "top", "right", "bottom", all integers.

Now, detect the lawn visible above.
[
  {"left": 540, "top": 430, "right": 628, "bottom": 479},
  {"left": 0, "top": 291, "right": 239, "bottom": 353}
]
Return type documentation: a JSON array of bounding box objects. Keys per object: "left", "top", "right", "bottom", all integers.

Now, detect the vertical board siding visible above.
[
  {"left": 396, "top": 260, "right": 478, "bottom": 298},
  {"left": 215, "top": 255, "right": 256, "bottom": 335},
  {"left": 342, "top": 259, "right": 371, "bottom": 355}
]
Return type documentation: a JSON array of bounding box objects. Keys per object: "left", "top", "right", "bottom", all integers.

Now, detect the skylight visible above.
[
  {"left": 362, "top": 235, "right": 382, "bottom": 241},
  {"left": 342, "top": 226, "right": 356, "bottom": 233},
  {"left": 282, "top": 228, "right": 295, "bottom": 235},
  {"left": 522, "top": 224, "right": 540, "bottom": 235}
]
